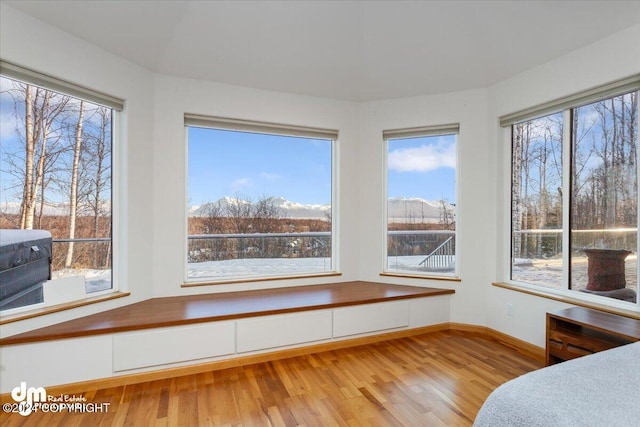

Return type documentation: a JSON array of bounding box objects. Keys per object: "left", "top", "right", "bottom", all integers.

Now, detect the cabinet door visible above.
[
  {"left": 237, "top": 310, "right": 332, "bottom": 353},
  {"left": 113, "top": 322, "right": 235, "bottom": 371},
  {"left": 333, "top": 300, "right": 409, "bottom": 338}
]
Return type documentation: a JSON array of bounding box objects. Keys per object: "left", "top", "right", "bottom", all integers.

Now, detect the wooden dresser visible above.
[{"left": 546, "top": 306, "right": 640, "bottom": 365}]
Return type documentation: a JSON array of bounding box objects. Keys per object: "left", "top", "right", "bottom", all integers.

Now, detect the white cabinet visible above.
[
  {"left": 237, "top": 310, "right": 332, "bottom": 353},
  {"left": 113, "top": 321, "right": 235, "bottom": 371},
  {"left": 333, "top": 300, "right": 409, "bottom": 338}
]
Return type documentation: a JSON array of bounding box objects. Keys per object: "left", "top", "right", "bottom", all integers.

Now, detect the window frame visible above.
[
  {"left": 502, "top": 75, "right": 640, "bottom": 311},
  {"left": 382, "top": 124, "right": 460, "bottom": 280},
  {"left": 183, "top": 115, "right": 339, "bottom": 285},
  {"left": 0, "top": 61, "right": 123, "bottom": 315}
]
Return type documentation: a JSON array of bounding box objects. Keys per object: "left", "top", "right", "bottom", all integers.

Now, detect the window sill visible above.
[
  {"left": 380, "top": 272, "right": 461, "bottom": 282},
  {"left": 492, "top": 282, "right": 640, "bottom": 320},
  {"left": 0, "top": 291, "right": 130, "bottom": 326}
]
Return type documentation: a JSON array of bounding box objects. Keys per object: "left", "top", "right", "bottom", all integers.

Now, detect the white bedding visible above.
[{"left": 474, "top": 342, "right": 640, "bottom": 427}]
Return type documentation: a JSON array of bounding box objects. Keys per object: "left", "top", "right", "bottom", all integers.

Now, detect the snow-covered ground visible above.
[
  {"left": 188, "top": 255, "right": 455, "bottom": 281},
  {"left": 187, "top": 257, "right": 334, "bottom": 280},
  {"left": 512, "top": 254, "right": 637, "bottom": 292},
  {"left": 51, "top": 253, "right": 637, "bottom": 296},
  {"left": 52, "top": 268, "right": 112, "bottom": 293},
  {"left": 386, "top": 255, "right": 455, "bottom": 273}
]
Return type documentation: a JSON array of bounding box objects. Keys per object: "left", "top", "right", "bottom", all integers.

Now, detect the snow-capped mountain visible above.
[
  {"left": 2, "top": 196, "right": 452, "bottom": 222},
  {"left": 190, "top": 196, "right": 453, "bottom": 221},
  {"left": 387, "top": 197, "right": 454, "bottom": 223},
  {"left": 190, "top": 196, "right": 331, "bottom": 219}
]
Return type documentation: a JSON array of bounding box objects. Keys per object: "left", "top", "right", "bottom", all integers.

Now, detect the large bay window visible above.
[
  {"left": 506, "top": 76, "right": 639, "bottom": 307},
  {"left": 383, "top": 125, "right": 458, "bottom": 278},
  {"left": 185, "top": 115, "right": 336, "bottom": 284}
]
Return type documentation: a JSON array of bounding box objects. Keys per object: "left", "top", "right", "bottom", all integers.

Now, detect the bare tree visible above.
[
  {"left": 225, "top": 192, "right": 253, "bottom": 234},
  {"left": 65, "top": 100, "right": 85, "bottom": 268},
  {"left": 511, "top": 121, "right": 529, "bottom": 257},
  {"left": 8, "top": 83, "right": 70, "bottom": 229},
  {"left": 84, "top": 106, "right": 112, "bottom": 267},
  {"left": 252, "top": 196, "right": 284, "bottom": 233},
  {"left": 201, "top": 200, "right": 224, "bottom": 234},
  {"left": 438, "top": 199, "right": 454, "bottom": 229}
]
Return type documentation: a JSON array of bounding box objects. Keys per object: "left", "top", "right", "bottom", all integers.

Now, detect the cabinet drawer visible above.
[
  {"left": 237, "top": 310, "right": 332, "bottom": 353},
  {"left": 547, "top": 336, "right": 594, "bottom": 361},
  {"left": 548, "top": 329, "right": 621, "bottom": 355},
  {"left": 333, "top": 300, "right": 409, "bottom": 338},
  {"left": 113, "top": 322, "right": 235, "bottom": 371}
]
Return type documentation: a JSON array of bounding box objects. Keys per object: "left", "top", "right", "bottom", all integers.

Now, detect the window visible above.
[
  {"left": 0, "top": 62, "right": 121, "bottom": 312},
  {"left": 507, "top": 78, "right": 639, "bottom": 306},
  {"left": 185, "top": 115, "right": 336, "bottom": 283},
  {"left": 383, "top": 125, "right": 458, "bottom": 277}
]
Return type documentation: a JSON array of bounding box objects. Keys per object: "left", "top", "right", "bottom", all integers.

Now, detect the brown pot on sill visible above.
[{"left": 584, "top": 249, "right": 632, "bottom": 291}]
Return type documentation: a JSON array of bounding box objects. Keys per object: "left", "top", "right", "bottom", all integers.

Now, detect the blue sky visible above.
[
  {"left": 188, "top": 128, "right": 456, "bottom": 207},
  {"left": 188, "top": 127, "right": 332, "bottom": 207},
  {"left": 387, "top": 134, "right": 457, "bottom": 203}
]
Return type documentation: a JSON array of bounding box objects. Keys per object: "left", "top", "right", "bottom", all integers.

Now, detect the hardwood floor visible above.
[{"left": 1, "top": 331, "right": 542, "bottom": 426}]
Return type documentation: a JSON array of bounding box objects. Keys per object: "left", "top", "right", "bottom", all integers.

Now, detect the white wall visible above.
[{"left": 486, "top": 23, "right": 640, "bottom": 347}]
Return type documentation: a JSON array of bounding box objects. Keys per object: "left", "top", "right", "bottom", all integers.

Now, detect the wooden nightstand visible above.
[{"left": 546, "top": 306, "right": 640, "bottom": 366}]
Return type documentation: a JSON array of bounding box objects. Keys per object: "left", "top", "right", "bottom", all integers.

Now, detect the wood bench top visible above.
[{"left": 0, "top": 281, "right": 453, "bottom": 346}]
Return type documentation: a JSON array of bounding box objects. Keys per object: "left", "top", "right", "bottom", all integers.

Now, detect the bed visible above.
[
  {"left": 474, "top": 341, "right": 640, "bottom": 427},
  {"left": 0, "top": 229, "right": 52, "bottom": 310}
]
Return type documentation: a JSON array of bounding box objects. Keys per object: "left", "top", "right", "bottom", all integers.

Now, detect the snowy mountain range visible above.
[
  {"left": 190, "top": 196, "right": 331, "bottom": 220},
  {"left": 1, "top": 196, "right": 452, "bottom": 222},
  {"left": 190, "top": 196, "right": 453, "bottom": 222},
  {"left": 387, "top": 197, "right": 453, "bottom": 223}
]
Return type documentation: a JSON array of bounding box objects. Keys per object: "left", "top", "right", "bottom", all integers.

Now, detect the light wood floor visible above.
[{"left": 1, "top": 331, "right": 542, "bottom": 426}]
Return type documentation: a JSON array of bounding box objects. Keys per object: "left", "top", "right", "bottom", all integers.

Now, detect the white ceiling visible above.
[{"left": 5, "top": 0, "right": 640, "bottom": 102}]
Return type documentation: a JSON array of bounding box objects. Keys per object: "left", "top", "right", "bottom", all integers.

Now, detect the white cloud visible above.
[
  {"left": 260, "top": 172, "right": 281, "bottom": 181},
  {"left": 388, "top": 140, "right": 455, "bottom": 172},
  {"left": 231, "top": 177, "right": 251, "bottom": 191}
]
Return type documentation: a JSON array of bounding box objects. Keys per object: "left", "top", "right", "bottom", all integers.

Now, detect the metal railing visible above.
[
  {"left": 187, "top": 231, "right": 332, "bottom": 263},
  {"left": 51, "top": 237, "right": 111, "bottom": 272},
  {"left": 53, "top": 237, "right": 111, "bottom": 243},
  {"left": 512, "top": 228, "right": 637, "bottom": 259},
  {"left": 387, "top": 230, "right": 456, "bottom": 272},
  {"left": 419, "top": 236, "right": 455, "bottom": 270}
]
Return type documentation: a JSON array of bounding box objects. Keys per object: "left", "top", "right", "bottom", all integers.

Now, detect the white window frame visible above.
[
  {"left": 0, "top": 61, "right": 123, "bottom": 315},
  {"left": 501, "top": 75, "right": 640, "bottom": 311},
  {"left": 183, "top": 114, "right": 339, "bottom": 285},
  {"left": 382, "top": 124, "right": 460, "bottom": 279}
]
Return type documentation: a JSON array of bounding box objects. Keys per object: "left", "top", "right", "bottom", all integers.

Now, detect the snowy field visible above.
[
  {"left": 386, "top": 255, "right": 455, "bottom": 273},
  {"left": 52, "top": 254, "right": 637, "bottom": 296},
  {"left": 189, "top": 255, "right": 455, "bottom": 281},
  {"left": 512, "top": 254, "right": 637, "bottom": 292},
  {"left": 53, "top": 268, "right": 112, "bottom": 293},
  {"left": 187, "top": 257, "right": 334, "bottom": 280}
]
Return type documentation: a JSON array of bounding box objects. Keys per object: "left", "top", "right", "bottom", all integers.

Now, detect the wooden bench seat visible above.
[{"left": 0, "top": 281, "right": 453, "bottom": 346}]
